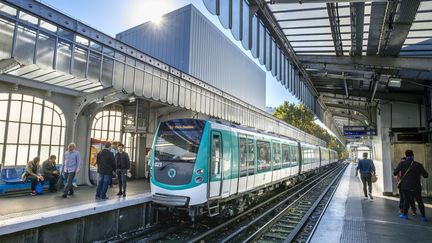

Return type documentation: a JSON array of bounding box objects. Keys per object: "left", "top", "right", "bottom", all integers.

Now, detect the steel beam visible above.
[
  {"left": 317, "top": 88, "right": 423, "bottom": 103},
  {"left": 326, "top": 3, "right": 344, "bottom": 56},
  {"left": 298, "top": 55, "right": 432, "bottom": 72},
  {"left": 272, "top": 0, "right": 387, "bottom": 3},
  {"left": 350, "top": 2, "right": 365, "bottom": 56},
  {"left": 367, "top": 2, "right": 387, "bottom": 55}
]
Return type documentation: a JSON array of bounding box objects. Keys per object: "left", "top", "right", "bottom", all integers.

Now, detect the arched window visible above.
[
  {"left": 0, "top": 93, "right": 66, "bottom": 166},
  {"left": 91, "top": 106, "right": 135, "bottom": 161}
]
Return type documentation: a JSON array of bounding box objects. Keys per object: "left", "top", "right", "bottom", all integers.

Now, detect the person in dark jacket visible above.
[
  {"left": 41, "top": 155, "right": 60, "bottom": 193},
  {"left": 393, "top": 150, "right": 429, "bottom": 221},
  {"left": 115, "top": 143, "right": 130, "bottom": 197},
  {"left": 95, "top": 142, "right": 116, "bottom": 200},
  {"left": 355, "top": 152, "right": 375, "bottom": 200},
  {"left": 395, "top": 157, "right": 416, "bottom": 215}
]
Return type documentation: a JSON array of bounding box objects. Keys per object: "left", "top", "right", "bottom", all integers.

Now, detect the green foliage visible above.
[{"left": 273, "top": 101, "right": 347, "bottom": 159}]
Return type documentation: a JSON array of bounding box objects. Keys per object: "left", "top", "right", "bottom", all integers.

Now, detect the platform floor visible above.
[
  {"left": 311, "top": 163, "right": 432, "bottom": 243},
  {"left": 0, "top": 179, "right": 150, "bottom": 221}
]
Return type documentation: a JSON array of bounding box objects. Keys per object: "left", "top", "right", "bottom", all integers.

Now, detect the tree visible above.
[{"left": 273, "top": 101, "right": 347, "bottom": 159}]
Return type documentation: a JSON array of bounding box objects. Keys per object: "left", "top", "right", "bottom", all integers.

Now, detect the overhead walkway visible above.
[{"left": 310, "top": 163, "right": 432, "bottom": 243}]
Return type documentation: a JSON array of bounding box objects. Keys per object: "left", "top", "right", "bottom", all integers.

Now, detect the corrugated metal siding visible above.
[
  {"left": 116, "top": 6, "right": 191, "bottom": 73},
  {"left": 116, "top": 4, "right": 266, "bottom": 109},
  {"left": 188, "top": 6, "right": 265, "bottom": 109}
]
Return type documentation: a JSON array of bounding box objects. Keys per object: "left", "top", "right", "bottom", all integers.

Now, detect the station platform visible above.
[
  {"left": 311, "top": 163, "right": 432, "bottom": 243},
  {"left": 0, "top": 179, "right": 151, "bottom": 237}
]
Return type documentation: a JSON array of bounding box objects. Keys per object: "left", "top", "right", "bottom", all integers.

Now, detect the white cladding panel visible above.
[{"left": 117, "top": 4, "right": 266, "bottom": 109}]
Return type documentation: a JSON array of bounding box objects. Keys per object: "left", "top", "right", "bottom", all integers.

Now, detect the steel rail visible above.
[
  {"left": 187, "top": 164, "right": 342, "bottom": 243},
  {"left": 216, "top": 164, "right": 345, "bottom": 243},
  {"left": 240, "top": 164, "right": 346, "bottom": 242}
]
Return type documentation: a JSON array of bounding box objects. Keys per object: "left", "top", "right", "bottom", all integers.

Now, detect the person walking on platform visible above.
[
  {"left": 115, "top": 143, "right": 130, "bottom": 197},
  {"left": 395, "top": 157, "right": 416, "bottom": 215},
  {"left": 22, "top": 157, "right": 44, "bottom": 196},
  {"left": 393, "top": 150, "right": 429, "bottom": 221},
  {"left": 41, "top": 155, "right": 60, "bottom": 193},
  {"left": 355, "top": 152, "right": 375, "bottom": 200},
  {"left": 62, "top": 143, "right": 82, "bottom": 198},
  {"left": 96, "top": 142, "right": 116, "bottom": 200}
]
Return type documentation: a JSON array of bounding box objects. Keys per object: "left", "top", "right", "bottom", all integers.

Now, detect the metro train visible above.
[{"left": 150, "top": 118, "right": 338, "bottom": 220}]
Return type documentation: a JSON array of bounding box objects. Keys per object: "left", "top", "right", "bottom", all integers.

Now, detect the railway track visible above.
[
  {"left": 100, "top": 163, "right": 346, "bottom": 243},
  {"left": 187, "top": 163, "right": 347, "bottom": 243}
]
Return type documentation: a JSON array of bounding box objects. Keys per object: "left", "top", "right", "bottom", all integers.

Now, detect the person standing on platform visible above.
[
  {"left": 115, "top": 143, "right": 130, "bottom": 197},
  {"left": 41, "top": 155, "right": 60, "bottom": 193},
  {"left": 394, "top": 157, "right": 416, "bottom": 215},
  {"left": 62, "top": 143, "right": 81, "bottom": 198},
  {"left": 96, "top": 142, "right": 116, "bottom": 200},
  {"left": 355, "top": 152, "right": 375, "bottom": 200},
  {"left": 393, "top": 150, "right": 429, "bottom": 221},
  {"left": 22, "top": 157, "right": 44, "bottom": 196}
]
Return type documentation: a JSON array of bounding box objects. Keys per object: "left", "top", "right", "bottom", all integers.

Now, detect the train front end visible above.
[{"left": 150, "top": 119, "right": 209, "bottom": 216}]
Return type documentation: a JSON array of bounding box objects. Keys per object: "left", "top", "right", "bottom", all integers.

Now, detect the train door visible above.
[
  {"left": 238, "top": 136, "right": 248, "bottom": 193},
  {"left": 209, "top": 131, "right": 222, "bottom": 198},
  {"left": 246, "top": 137, "right": 255, "bottom": 190},
  {"left": 221, "top": 131, "right": 232, "bottom": 198}
]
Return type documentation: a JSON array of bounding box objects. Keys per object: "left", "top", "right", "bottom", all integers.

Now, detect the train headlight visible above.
[
  {"left": 196, "top": 168, "right": 204, "bottom": 175},
  {"left": 195, "top": 176, "right": 203, "bottom": 183}
]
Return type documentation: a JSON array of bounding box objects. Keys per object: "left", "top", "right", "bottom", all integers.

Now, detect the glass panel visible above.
[
  {"left": 239, "top": 137, "right": 247, "bottom": 177},
  {"left": 9, "top": 101, "right": 21, "bottom": 121},
  {"left": 251, "top": 15, "right": 259, "bottom": 58},
  {"left": 19, "top": 12, "right": 38, "bottom": 25},
  {"left": 247, "top": 138, "right": 255, "bottom": 175},
  {"left": 103, "top": 47, "right": 115, "bottom": 57},
  {"left": 203, "top": 0, "right": 217, "bottom": 15},
  {"left": 282, "top": 144, "right": 290, "bottom": 168},
  {"left": 88, "top": 51, "right": 101, "bottom": 82},
  {"left": 0, "top": 19, "right": 15, "bottom": 59},
  {"left": 56, "top": 40, "right": 72, "bottom": 73},
  {"left": 102, "top": 116, "right": 109, "bottom": 130},
  {"left": 76, "top": 35, "right": 89, "bottom": 46},
  {"left": 39, "top": 20, "right": 57, "bottom": 33},
  {"left": 231, "top": 0, "right": 241, "bottom": 40},
  {"left": 124, "top": 65, "right": 135, "bottom": 93},
  {"left": 211, "top": 133, "right": 221, "bottom": 175},
  {"left": 0, "top": 100, "right": 8, "bottom": 120},
  {"left": 90, "top": 41, "right": 102, "bottom": 52},
  {"left": 50, "top": 146, "right": 60, "bottom": 158},
  {"left": 241, "top": 0, "right": 250, "bottom": 49},
  {"left": 101, "top": 57, "right": 113, "bottom": 87},
  {"left": 19, "top": 123, "right": 31, "bottom": 143},
  {"left": 40, "top": 145, "right": 50, "bottom": 160},
  {"left": 218, "top": 0, "right": 230, "bottom": 29},
  {"left": 273, "top": 143, "right": 281, "bottom": 169},
  {"left": 5, "top": 145, "right": 17, "bottom": 166},
  {"left": 58, "top": 147, "right": 64, "bottom": 165},
  {"left": 58, "top": 28, "right": 74, "bottom": 40},
  {"left": 37, "top": 32, "right": 56, "bottom": 69},
  {"left": 41, "top": 125, "right": 51, "bottom": 144},
  {"left": 258, "top": 22, "right": 265, "bottom": 65},
  {"left": 0, "top": 3, "right": 17, "bottom": 16},
  {"left": 72, "top": 46, "right": 88, "bottom": 78},
  {"left": 11, "top": 93, "right": 22, "bottom": 100},
  {"left": 51, "top": 126, "right": 61, "bottom": 145},
  {"left": 257, "top": 140, "right": 270, "bottom": 171},
  {"left": 32, "top": 103, "right": 42, "bottom": 123},
  {"left": 113, "top": 61, "right": 125, "bottom": 88},
  {"left": 14, "top": 25, "right": 37, "bottom": 64},
  {"left": 0, "top": 121, "right": 5, "bottom": 141},
  {"left": 265, "top": 32, "right": 271, "bottom": 71},
  {"left": 271, "top": 40, "right": 277, "bottom": 77},
  {"left": 30, "top": 124, "right": 41, "bottom": 144},
  {"left": 17, "top": 145, "right": 29, "bottom": 165},
  {"left": 21, "top": 101, "right": 32, "bottom": 123},
  {"left": 29, "top": 145, "right": 38, "bottom": 162},
  {"left": 52, "top": 112, "right": 61, "bottom": 126},
  {"left": 43, "top": 108, "right": 53, "bottom": 125}
]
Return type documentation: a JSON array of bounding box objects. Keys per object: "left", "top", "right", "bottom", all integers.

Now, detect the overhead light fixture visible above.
[
  {"left": 129, "top": 97, "right": 135, "bottom": 103},
  {"left": 388, "top": 77, "right": 402, "bottom": 88}
]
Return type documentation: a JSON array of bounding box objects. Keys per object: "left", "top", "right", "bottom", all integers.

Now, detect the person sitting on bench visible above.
[
  {"left": 22, "top": 157, "right": 44, "bottom": 196},
  {"left": 42, "top": 155, "right": 60, "bottom": 193}
]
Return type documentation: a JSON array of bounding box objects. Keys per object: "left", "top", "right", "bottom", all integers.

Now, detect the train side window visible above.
[
  {"left": 239, "top": 137, "right": 247, "bottom": 177},
  {"left": 211, "top": 133, "right": 222, "bottom": 176},
  {"left": 257, "top": 140, "right": 271, "bottom": 172},
  {"left": 272, "top": 142, "right": 281, "bottom": 170},
  {"left": 291, "top": 145, "right": 298, "bottom": 167},
  {"left": 282, "top": 144, "right": 290, "bottom": 168},
  {"left": 247, "top": 138, "right": 255, "bottom": 175}
]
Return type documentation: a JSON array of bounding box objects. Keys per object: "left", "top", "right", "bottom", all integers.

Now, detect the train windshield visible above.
[{"left": 154, "top": 119, "right": 206, "bottom": 163}]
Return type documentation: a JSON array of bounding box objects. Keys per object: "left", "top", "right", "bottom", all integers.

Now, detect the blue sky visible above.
[{"left": 41, "top": 0, "right": 299, "bottom": 108}]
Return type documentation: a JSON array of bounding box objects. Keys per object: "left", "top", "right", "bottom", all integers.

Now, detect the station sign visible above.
[{"left": 343, "top": 126, "right": 376, "bottom": 136}]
